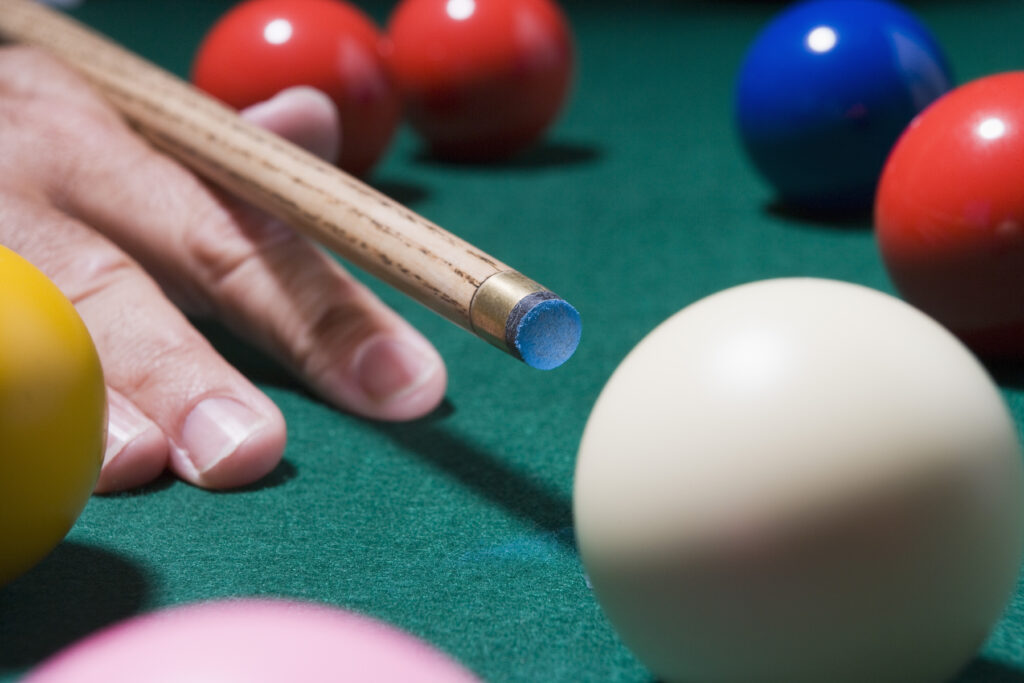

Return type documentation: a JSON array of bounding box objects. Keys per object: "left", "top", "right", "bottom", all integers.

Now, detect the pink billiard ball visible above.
[{"left": 24, "top": 599, "right": 480, "bottom": 682}]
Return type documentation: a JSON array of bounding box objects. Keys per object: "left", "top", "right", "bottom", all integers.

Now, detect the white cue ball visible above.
[{"left": 574, "top": 278, "right": 1024, "bottom": 683}]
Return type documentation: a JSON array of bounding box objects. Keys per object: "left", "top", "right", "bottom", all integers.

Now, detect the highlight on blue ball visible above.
[
  {"left": 735, "top": 0, "right": 952, "bottom": 212},
  {"left": 512, "top": 298, "right": 582, "bottom": 371}
]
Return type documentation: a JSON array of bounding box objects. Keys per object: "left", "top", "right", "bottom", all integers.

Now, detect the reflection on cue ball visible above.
[{"left": 574, "top": 278, "right": 1024, "bottom": 683}]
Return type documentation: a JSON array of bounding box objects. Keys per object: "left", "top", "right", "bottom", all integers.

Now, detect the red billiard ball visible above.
[
  {"left": 192, "top": 0, "right": 401, "bottom": 176},
  {"left": 876, "top": 72, "right": 1024, "bottom": 355},
  {"left": 386, "top": 0, "right": 574, "bottom": 161}
]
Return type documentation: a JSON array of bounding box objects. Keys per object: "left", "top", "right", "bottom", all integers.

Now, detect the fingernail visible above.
[
  {"left": 104, "top": 393, "right": 150, "bottom": 468},
  {"left": 241, "top": 87, "right": 297, "bottom": 119},
  {"left": 180, "top": 397, "right": 268, "bottom": 474},
  {"left": 242, "top": 86, "right": 325, "bottom": 116},
  {"left": 241, "top": 86, "right": 340, "bottom": 164},
  {"left": 354, "top": 336, "right": 440, "bottom": 404}
]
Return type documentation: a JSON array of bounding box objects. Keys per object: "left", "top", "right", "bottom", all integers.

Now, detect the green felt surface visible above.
[{"left": 4, "top": 1, "right": 1024, "bottom": 681}]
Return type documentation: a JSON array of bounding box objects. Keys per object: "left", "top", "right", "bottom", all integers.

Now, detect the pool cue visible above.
[{"left": 0, "top": 0, "right": 581, "bottom": 370}]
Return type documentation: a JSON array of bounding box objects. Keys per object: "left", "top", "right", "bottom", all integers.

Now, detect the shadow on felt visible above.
[
  {"left": 370, "top": 179, "right": 431, "bottom": 208},
  {"left": 640, "top": 656, "right": 1024, "bottom": 683},
  {"left": 191, "top": 319, "right": 297, "bottom": 389},
  {"left": 954, "top": 658, "right": 1024, "bottom": 682},
  {"left": 0, "top": 542, "right": 151, "bottom": 671},
  {"left": 414, "top": 140, "right": 602, "bottom": 172},
  {"left": 984, "top": 358, "right": 1024, "bottom": 392},
  {"left": 95, "top": 470, "right": 177, "bottom": 498},
  {"left": 763, "top": 200, "right": 873, "bottom": 230},
  {"left": 370, "top": 400, "right": 576, "bottom": 550}
]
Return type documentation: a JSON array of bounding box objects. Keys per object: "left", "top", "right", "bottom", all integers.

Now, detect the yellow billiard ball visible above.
[{"left": 0, "top": 245, "right": 106, "bottom": 587}]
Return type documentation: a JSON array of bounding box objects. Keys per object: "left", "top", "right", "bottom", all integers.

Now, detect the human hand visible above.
[{"left": 0, "top": 46, "right": 447, "bottom": 493}]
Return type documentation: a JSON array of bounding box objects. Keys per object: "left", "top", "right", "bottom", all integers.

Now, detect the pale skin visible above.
[{"left": 0, "top": 46, "right": 448, "bottom": 493}]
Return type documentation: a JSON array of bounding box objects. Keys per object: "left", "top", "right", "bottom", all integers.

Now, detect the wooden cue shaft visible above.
[{"left": 0, "top": 0, "right": 569, "bottom": 361}]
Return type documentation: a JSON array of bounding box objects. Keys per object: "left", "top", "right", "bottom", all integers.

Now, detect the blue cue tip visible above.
[{"left": 508, "top": 294, "right": 582, "bottom": 370}]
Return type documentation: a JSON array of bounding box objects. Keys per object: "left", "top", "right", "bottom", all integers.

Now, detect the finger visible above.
[
  {"left": 96, "top": 387, "right": 167, "bottom": 494},
  {"left": 240, "top": 89, "right": 445, "bottom": 418},
  {"left": 51, "top": 85, "right": 447, "bottom": 421},
  {"left": 241, "top": 87, "right": 341, "bottom": 165},
  {"left": 199, "top": 219, "right": 448, "bottom": 421},
  {"left": 3, "top": 196, "right": 287, "bottom": 489}
]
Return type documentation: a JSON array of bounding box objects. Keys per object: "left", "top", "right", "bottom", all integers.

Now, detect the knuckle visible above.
[
  {"left": 0, "top": 45, "right": 114, "bottom": 116},
  {"left": 0, "top": 45, "right": 74, "bottom": 94},
  {"left": 0, "top": 46, "right": 117, "bottom": 118},
  {"left": 181, "top": 209, "right": 394, "bottom": 377},
  {"left": 181, "top": 204, "right": 300, "bottom": 290},
  {"left": 0, "top": 200, "right": 144, "bottom": 308},
  {"left": 0, "top": 47, "right": 127, "bottom": 190},
  {"left": 50, "top": 244, "right": 142, "bottom": 307},
  {"left": 293, "top": 294, "right": 388, "bottom": 377},
  {"left": 116, "top": 336, "right": 207, "bottom": 400}
]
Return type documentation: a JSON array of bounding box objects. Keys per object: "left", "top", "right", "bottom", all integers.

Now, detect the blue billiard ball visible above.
[{"left": 736, "top": 0, "right": 952, "bottom": 213}]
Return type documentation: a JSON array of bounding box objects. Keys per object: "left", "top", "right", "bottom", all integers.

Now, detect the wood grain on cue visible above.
[{"left": 0, "top": 0, "right": 581, "bottom": 369}]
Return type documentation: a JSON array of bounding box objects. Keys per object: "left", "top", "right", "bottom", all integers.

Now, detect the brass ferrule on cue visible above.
[{"left": 470, "top": 271, "right": 548, "bottom": 353}]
